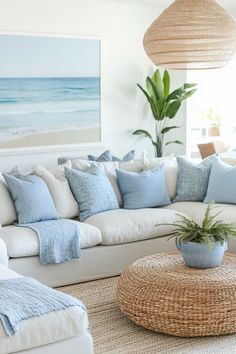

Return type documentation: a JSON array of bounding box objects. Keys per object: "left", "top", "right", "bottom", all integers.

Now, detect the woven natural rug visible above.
[{"left": 58, "top": 277, "right": 236, "bottom": 354}]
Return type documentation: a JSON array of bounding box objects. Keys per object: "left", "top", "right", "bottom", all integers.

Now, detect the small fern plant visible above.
[{"left": 168, "top": 203, "right": 236, "bottom": 248}]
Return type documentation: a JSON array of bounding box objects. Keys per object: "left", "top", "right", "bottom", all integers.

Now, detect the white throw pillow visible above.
[
  {"left": 70, "top": 158, "right": 145, "bottom": 207},
  {"left": 0, "top": 174, "right": 17, "bottom": 226},
  {"left": 33, "top": 162, "right": 79, "bottom": 219},
  {"left": 143, "top": 155, "right": 178, "bottom": 200},
  {"left": 119, "top": 159, "right": 144, "bottom": 172}
]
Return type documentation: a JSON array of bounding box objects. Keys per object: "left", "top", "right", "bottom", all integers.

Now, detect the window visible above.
[{"left": 186, "top": 59, "right": 236, "bottom": 158}]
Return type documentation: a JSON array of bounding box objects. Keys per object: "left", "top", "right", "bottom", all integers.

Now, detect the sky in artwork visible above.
[{"left": 0, "top": 35, "right": 100, "bottom": 78}]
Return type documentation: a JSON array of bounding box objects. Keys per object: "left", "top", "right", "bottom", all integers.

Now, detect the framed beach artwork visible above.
[{"left": 0, "top": 34, "right": 101, "bottom": 150}]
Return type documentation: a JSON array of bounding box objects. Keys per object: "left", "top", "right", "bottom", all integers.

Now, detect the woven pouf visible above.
[{"left": 117, "top": 252, "right": 236, "bottom": 337}]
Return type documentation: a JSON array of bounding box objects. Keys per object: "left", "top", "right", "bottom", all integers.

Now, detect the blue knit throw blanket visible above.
[
  {"left": 18, "top": 219, "right": 81, "bottom": 264},
  {"left": 0, "top": 277, "right": 86, "bottom": 336}
]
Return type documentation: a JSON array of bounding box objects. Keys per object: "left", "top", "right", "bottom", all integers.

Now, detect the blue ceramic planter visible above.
[{"left": 176, "top": 240, "right": 227, "bottom": 269}]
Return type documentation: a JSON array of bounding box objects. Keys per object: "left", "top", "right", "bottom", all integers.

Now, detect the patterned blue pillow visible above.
[
  {"left": 3, "top": 174, "right": 58, "bottom": 224},
  {"left": 65, "top": 165, "right": 119, "bottom": 221},
  {"left": 116, "top": 165, "right": 170, "bottom": 209},
  {"left": 173, "top": 156, "right": 216, "bottom": 202}
]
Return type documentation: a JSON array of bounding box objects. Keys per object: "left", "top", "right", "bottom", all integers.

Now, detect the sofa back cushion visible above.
[
  {"left": 116, "top": 166, "right": 171, "bottom": 209},
  {"left": 65, "top": 165, "right": 119, "bottom": 222},
  {"left": 33, "top": 163, "right": 79, "bottom": 219},
  {"left": 0, "top": 174, "right": 17, "bottom": 226},
  {"left": 3, "top": 174, "right": 58, "bottom": 224}
]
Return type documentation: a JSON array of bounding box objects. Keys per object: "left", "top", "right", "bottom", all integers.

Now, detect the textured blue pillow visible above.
[
  {"left": 65, "top": 165, "right": 119, "bottom": 221},
  {"left": 88, "top": 150, "right": 112, "bottom": 162},
  {"left": 116, "top": 165, "right": 171, "bottom": 209},
  {"left": 173, "top": 156, "right": 216, "bottom": 202},
  {"left": 3, "top": 174, "right": 58, "bottom": 224},
  {"left": 204, "top": 158, "right": 236, "bottom": 204}
]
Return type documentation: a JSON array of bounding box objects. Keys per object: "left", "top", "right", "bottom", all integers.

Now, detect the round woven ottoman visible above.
[{"left": 117, "top": 252, "right": 236, "bottom": 337}]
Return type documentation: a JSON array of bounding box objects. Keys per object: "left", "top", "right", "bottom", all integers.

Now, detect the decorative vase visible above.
[
  {"left": 208, "top": 126, "right": 220, "bottom": 137},
  {"left": 176, "top": 240, "right": 227, "bottom": 269}
]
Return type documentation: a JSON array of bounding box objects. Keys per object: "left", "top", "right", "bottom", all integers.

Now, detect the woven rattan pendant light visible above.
[{"left": 143, "top": 0, "right": 236, "bottom": 70}]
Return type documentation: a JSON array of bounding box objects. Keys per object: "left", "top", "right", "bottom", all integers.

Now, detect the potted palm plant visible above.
[
  {"left": 133, "top": 69, "right": 197, "bottom": 157},
  {"left": 167, "top": 204, "right": 236, "bottom": 269}
]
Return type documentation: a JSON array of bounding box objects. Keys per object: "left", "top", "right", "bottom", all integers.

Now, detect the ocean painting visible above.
[{"left": 0, "top": 35, "right": 100, "bottom": 149}]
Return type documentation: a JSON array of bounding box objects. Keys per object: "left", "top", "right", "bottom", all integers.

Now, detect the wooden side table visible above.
[{"left": 117, "top": 252, "right": 236, "bottom": 337}]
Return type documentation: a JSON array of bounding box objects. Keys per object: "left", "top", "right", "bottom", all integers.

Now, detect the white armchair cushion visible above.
[{"left": 0, "top": 239, "right": 8, "bottom": 267}]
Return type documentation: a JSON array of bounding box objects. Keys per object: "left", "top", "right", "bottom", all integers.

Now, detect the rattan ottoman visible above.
[{"left": 117, "top": 252, "right": 236, "bottom": 337}]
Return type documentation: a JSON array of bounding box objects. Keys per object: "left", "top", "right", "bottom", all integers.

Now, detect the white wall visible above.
[{"left": 0, "top": 0, "right": 186, "bottom": 170}]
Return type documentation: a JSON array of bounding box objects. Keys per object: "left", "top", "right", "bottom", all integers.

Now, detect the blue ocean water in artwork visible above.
[{"left": 0, "top": 77, "right": 100, "bottom": 142}]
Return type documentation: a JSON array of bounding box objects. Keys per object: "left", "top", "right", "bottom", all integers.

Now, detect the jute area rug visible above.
[{"left": 58, "top": 277, "right": 236, "bottom": 354}]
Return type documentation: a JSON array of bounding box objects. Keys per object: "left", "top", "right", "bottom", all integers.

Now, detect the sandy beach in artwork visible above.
[{"left": 0, "top": 127, "right": 100, "bottom": 149}]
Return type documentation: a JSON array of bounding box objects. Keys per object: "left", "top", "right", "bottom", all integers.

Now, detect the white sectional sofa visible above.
[
  {"left": 0, "top": 156, "right": 236, "bottom": 287},
  {"left": 0, "top": 240, "right": 93, "bottom": 354}
]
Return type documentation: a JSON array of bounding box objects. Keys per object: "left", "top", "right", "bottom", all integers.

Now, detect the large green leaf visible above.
[
  {"left": 163, "top": 70, "right": 170, "bottom": 98},
  {"left": 183, "top": 83, "right": 197, "bottom": 89},
  {"left": 165, "top": 140, "right": 183, "bottom": 146},
  {"left": 181, "top": 88, "right": 198, "bottom": 100},
  {"left": 167, "top": 88, "right": 185, "bottom": 102},
  {"left": 137, "top": 83, "right": 151, "bottom": 101},
  {"left": 146, "top": 78, "right": 165, "bottom": 118},
  {"left": 146, "top": 77, "right": 159, "bottom": 100},
  {"left": 165, "top": 100, "right": 181, "bottom": 118},
  {"left": 137, "top": 83, "right": 158, "bottom": 119},
  {"left": 133, "top": 129, "right": 154, "bottom": 142},
  {"left": 146, "top": 77, "right": 160, "bottom": 102},
  {"left": 161, "top": 125, "right": 180, "bottom": 134},
  {"left": 152, "top": 69, "right": 165, "bottom": 99}
]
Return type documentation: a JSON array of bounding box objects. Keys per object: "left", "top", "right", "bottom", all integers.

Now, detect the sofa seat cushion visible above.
[
  {"left": 85, "top": 208, "right": 183, "bottom": 245},
  {"left": 0, "top": 265, "right": 89, "bottom": 354},
  {"left": 0, "top": 220, "right": 101, "bottom": 258},
  {"left": 164, "top": 202, "right": 236, "bottom": 226}
]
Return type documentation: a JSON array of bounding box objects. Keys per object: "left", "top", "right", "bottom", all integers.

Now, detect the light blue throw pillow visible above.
[
  {"left": 116, "top": 165, "right": 171, "bottom": 209},
  {"left": 174, "top": 155, "right": 216, "bottom": 202},
  {"left": 204, "top": 158, "right": 236, "bottom": 204},
  {"left": 65, "top": 165, "right": 119, "bottom": 221},
  {"left": 3, "top": 174, "right": 58, "bottom": 224}
]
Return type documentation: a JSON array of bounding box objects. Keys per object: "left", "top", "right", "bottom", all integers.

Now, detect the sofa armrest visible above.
[{"left": 0, "top": 238, "right": 8, "bottom": 267}]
